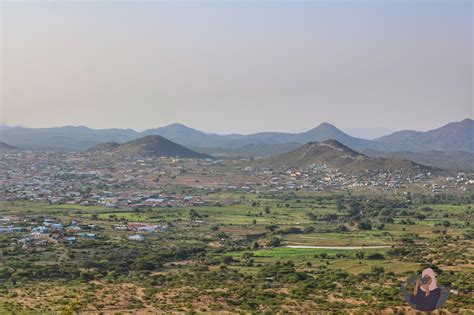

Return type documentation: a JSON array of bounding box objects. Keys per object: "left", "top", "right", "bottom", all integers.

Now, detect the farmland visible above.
[{"left": 1, "top": 190, "right": 473, "bottom": 313}]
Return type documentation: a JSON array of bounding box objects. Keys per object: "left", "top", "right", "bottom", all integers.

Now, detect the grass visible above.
[
  {"left": 249, "top": 247, "right": 385, "bottom": 259},
  {"left": 225, "top": 247, "right": 419, "bottom": 274}
]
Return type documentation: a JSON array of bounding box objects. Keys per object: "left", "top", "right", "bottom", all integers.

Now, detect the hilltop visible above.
[
  {"left": 88, "top": 135, "right": 213, "bottom": 159},
  {"left": 1, "top": 119, "right": 472, "bottom": 154},
  {"left": 258, "top": 139, "right": 429, "bottom": 173},
  {"left": 372, "top": 118, "right": 474, "bottom": 152},
  {"left": 1, "top": 119, "right": 472, "bottom": 171},
  {"left": 0, "top": 141, "right": 18, "bottom": 151}
]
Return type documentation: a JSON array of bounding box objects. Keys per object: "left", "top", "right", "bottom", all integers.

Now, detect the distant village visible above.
[
  {"left": 1, "top": 151, "right": 473, "bottom": 208},
  {"left": 0, "top": 214, "right": 169, "bottom": 248}
]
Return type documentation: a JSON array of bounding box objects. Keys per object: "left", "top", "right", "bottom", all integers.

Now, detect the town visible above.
[{"left": 2, "top": 151, "right": 472, "bottom": 209}]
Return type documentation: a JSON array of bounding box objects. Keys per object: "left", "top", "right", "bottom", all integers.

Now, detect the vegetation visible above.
[{"left": 0, "top": 192, "right": 473, "bottom": 313}]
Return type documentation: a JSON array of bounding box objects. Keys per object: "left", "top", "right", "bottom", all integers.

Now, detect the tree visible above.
[
  {"left": 221, "top": 256, "right": 234, "bottom": 265},
  {"left": 265, "top": 225, "right": 279, "bottom": 232},
  {"left": 355, "top": 251, "right": 365, "bottom": 260},
  {"left": 189, "top": 209, "right": 202, "bottom": 221},
  {"left": 367, "top": 252, "right": 385, "bottom": 260},
  {"left": 442, "top": 220, "right": 451, "bottom": 227},
  {"left": 242, "top": 252, "right": 254, "bottom": 260},
  {"left": 307, "top": 213, "right": 318, "bottom": 221},
  {"left": 302, "top": 226, "right": 315, "bottom": 234},
  {"left": 371, "top": 266, "right": 385, "bottom": 275},
  {"left": 266, "top": 237, "right": 282, "bottom": 248},
  {"left": 416, "top": 213, "right": 426, "bottom": 220},
  {"left": 358, "top": 221, "right": 372, "bottom": 230}
]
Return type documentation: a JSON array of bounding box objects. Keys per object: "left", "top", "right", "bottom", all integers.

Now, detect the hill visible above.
[
  {"left": 258, "top": 139, "right": 429, "bottom": 173},
  {"left": 1, "top": 119, "right": 472, "bottom": 159},
  {"left": 0, "top": 141, "right": 18, "bottom": 151},
  {"left": 0, "top": 125, "right": 138, "bottom": 151},
  {"left": 142, "top": 122, "right": 371, "bottom": 149},
  {"left": 372, "top": 118, "right": 474, "bottom": 152},
  {"left": 361, "top": 148, "right": 474, "bottom": 171},
  {"left": 192, "top": 142, "right": 301, "bottom": 159},
  {"left": 89, "top": 135, "right": 213, "bottom": 159},
  {"left": 142, "top": 123, "right": 233, "bottom": 148}
]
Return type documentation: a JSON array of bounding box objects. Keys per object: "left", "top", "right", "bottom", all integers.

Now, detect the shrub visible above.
[{"left": 367, "top": 252, "right": 385, "bottom": 260}]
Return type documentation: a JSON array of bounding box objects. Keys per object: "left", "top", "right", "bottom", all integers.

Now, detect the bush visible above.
[
  {"left": 358, "top": 221, "right": 372, "bottom": 230},
  {"left": 367, "top": 252, "right": 385, "bottom": 260},
  {"left": 266, "top": 237, "right": 282, "bottom": 248}
]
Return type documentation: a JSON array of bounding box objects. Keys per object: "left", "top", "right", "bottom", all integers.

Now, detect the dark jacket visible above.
[{"left": 410, "top": 287, "right": 441, "bottom": 311}]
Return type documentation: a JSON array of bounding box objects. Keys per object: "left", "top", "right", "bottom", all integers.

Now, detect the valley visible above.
[{"left": 0, "top": 137, "right": 473, "bottom": 313}]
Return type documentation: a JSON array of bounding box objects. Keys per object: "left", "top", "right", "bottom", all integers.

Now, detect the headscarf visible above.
[{"left": 420, "top": 268, "right": 438, "bottom": 292}]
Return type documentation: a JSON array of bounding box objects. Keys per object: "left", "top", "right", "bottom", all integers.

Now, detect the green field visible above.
[{"left": 0, "top": 195, "right": 473, "bottom": 313}]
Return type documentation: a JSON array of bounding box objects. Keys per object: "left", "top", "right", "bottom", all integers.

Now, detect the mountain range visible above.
[
  {"left": 371, "top": 118, "right": 473, "bottom": 152},
  {"left": 1, "top": 119, "right": 472, "bottom": 169}
]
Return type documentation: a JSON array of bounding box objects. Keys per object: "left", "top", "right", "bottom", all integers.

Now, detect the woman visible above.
[{"left": 409, "top": 268, "right": 441, "bottom": 311}]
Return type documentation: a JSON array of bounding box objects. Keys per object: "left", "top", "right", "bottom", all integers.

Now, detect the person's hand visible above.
[
  {"left": 423, "top": 283, "right": 430, "bottom": 297},
  {"left": 413, "top": 277, "right": 422, "bottom": 295}
]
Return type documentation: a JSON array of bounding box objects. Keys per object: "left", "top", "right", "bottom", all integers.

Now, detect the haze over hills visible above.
[
  {"left": 0, "top": 119, "right": 472, "bottom": 169},
  {"left": 0, "top": 125, "right": 137, "bottom": 151},
  {"left": 0, "top": 141, "right": 18, "bottom": 151},
  {"left": 1, "top": 119, "right": 471, "bottom": 152},
  {"left": 360, "top": 149, "right": 474, "bottom": 171},
  {"left": 89, "top": 135, "right": 213, "bottom": 159},
  {"left": 258, "top": 139, "right": 430, "bottom": 174},
  {"left": 142, "top": 122, "right": 371, "bottom": 149},
  {"left": 371, "top": 118, "right": 474, "bottom": 152}
]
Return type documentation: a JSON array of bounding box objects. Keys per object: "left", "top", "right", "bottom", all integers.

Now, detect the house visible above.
[
  {"left": 137, "top": 225, "right": 158, "bottom": 233},
  {"left": 63, "top": 237, "right": 76, "bottom": 243},
  {"left": 128, "top": 234, "right": 145, "bottom": 241},
  {"left": 114, "top": 225, "right": 128, "bottom": 231}
]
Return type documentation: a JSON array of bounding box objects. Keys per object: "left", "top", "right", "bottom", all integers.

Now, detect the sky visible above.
[{"left": 1, "top": 0, "right": 472, "bottom": 135}]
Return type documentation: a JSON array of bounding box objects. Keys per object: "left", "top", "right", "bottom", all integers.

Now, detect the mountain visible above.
[
  {"left": 0, "top": 141, "right": 18, "bottom": 151},
  {"left": 372, "top": 119, "right": 474, "bottom": 152},
  {"left": 0, "top": 126, "right": 138, "bottom": 151},
  {"left": 258, "top": 139, "right": 429, "bottom": 173},
  {"left": 143, "top": 122, "right": 371, "bottom": 149},
  {"left": 1, "top": 119, "right": 472, "bottom": 157},
  {"left": 361, "top": 149, "right": 474, "bottom": 171},
  {"left": 89, "top": 135, "right": 213, "bottom": 159},
  {"left": 142, "top": 123, "right": 235, "bottom": 148}
]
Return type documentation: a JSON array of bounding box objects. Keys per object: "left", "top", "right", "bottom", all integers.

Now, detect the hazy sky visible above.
[{"left": 1, "top": 0, "right": 472, "bottom": 134}]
